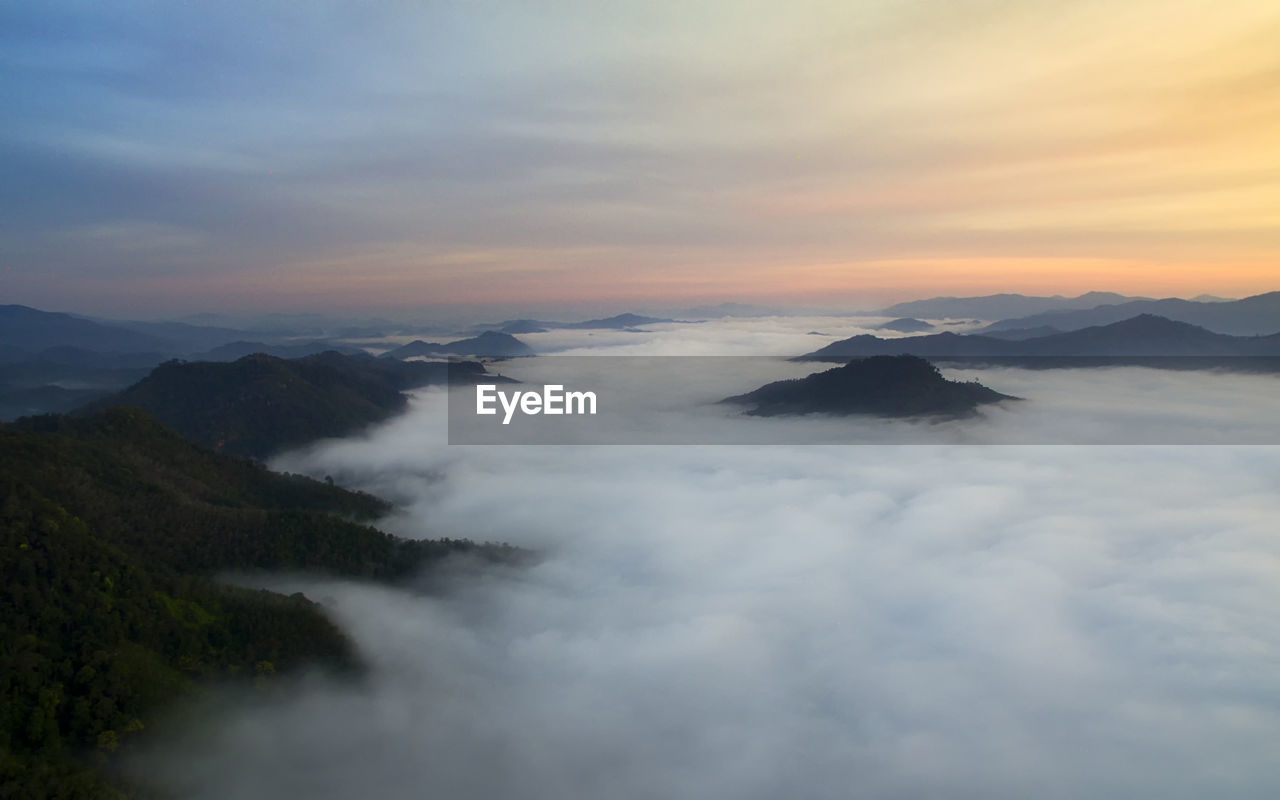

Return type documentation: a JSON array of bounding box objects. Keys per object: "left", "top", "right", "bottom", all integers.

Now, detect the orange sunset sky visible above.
[{"left": 2, "top": 0, "right": 1277, "bottom": 315}]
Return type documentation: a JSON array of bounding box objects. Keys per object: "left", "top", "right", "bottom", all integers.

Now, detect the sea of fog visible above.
[{"left": 136, "top": 317, "right": 1280, "bottom": 799}]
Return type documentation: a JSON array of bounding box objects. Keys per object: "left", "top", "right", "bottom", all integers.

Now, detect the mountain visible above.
[
  {"left": 981, "top": 291, "right": 1280, "bottom": 336},
  {"left": 0, "top": 305, "right": 174, "bottom": 355},
  {"left": 805, "top": 331, "right": 1020, "bottom": 359},
  {"left": 0, "top": 408, "right": 516, "bottom": 798},
  {"left": 384, "top": 331, "right": 534, "bottom": 359},
  {"left": 802, "top": 315, "right": 1280, "bottom": 362},
  {"left": 1025, "top": 314, "right": 1269, "bottom": 356},
  {"left": 177, "top": 311, "right": 401, "bottom": 338},
  {"left": 79, "top": 351, "right": 504, "bottom": 459},
  {"left": 724, "top": 355, "right": 1016, "bottom": 418},
  {"left": 876, "top": 292, "right": 1147, "bottom": 320},
  {"left": 0, "top": 360, "right": 154, "bottom": 420},
  {"left": 0, "top": 343, "right": 29, "bottom": 364},
  {"left": 196, "top": 339, "right": 366, "bottom": 361},
  {"left": 93, "top": 318, "right": 255, "bottom": 353},
  {"left": 383, "top": 341, "right": 448, "bottom": 358},
  {"left": 0, "top": 350, "right": 162, "bottom": 422},
  {"left": 0, "top": 384, "right": 107, "bottom": 419},
  {"left": 982, "top": 326, "right": 1063, "bottom": 341},
  {"left": 495, "top": 319, "right": 550, "bottom": 334},
  {"left": 876, "top": 317, "right": 935, "bottom": 333},
  {"left": 473, "top": 313, "right": 675, "bottom": 333},
  {"left": 14, "top": 346, "right": 168, "bottom": 370},
  {"left": 559, "top": 313, "right": 673, "bottom": 329}
]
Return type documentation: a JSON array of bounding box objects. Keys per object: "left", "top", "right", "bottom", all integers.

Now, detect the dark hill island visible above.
[{"left": 725, "top": 355, "right": 1017, "bottom": 418}]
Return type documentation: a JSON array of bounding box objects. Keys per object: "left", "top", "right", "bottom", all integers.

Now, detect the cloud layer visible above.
[{"left": 135, "top": 326, "right": 1280, "bottom": 798}]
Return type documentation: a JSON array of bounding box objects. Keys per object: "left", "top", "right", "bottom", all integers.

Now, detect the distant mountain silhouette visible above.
[
  {"left": 495, "top": 319, "right": 550, "bottom": 334},
  {"left": 197, "top": 339, "right": 366, "bottom": 361},
  {"left": 560, "top": 313, "right": 673, "bottom": 329},
  {"left": 0, "top": 346, "right": 165, "bottom": 420},
  {"left": 876, "top": 317, "right": 935, "bottom": 333},
  {"left": 876, "top": 292, "right": 1147, "bottom": 320},
  {"left": 384, "top": 331, "right": 534, "bottom": 358},
  {"left": 10, "top": 346, "right": 167, "bottom": 369},
  {"left": 0, "top": 342, "right": 28, "bottom": 363},
  {"left": 981, "top": 291, "right": 1280, "bottom": 336},
  {"left": 1023, "top": 314, "right": 1274, "bottom": 356},
  {"left": 93, "top": 317, "right": 256, "bottom": 352},
  {"left": 79, "top": 351, "right": 506, "bottom": 459},
  {"left": 474, "top": 313, "right": 675, "bottom": 333},
  {"left": 982, "top": 326, "right": 1063, "bottom": 341},
  {"left": 725, "top": 355, "right": 1016, "bottom": 418},
  {"left": 0, "top": 383, "right": 105, "bottom": 419},
  {"left": 802, "top": 315, "right": 1280, "bottom": 363},
  {"left": 176, "top": 310, "right": 400, "bottom": 338},
  {"left": 0, "top": 304, "right": 174, "bottom": 354},
  {"left": 806, "top": 331, "right": 1008, "bottom": 359}
]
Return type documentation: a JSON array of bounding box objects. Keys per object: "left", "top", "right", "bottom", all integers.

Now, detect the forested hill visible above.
[
  {"left": 725, "top": 355, "right": 1016, "bottom": 418},
  {"left": 0, "top": 408, "right": 516, "bottom": 798},
  {"left": 78, "top": 351, "right": 501, "bottom": 460}
]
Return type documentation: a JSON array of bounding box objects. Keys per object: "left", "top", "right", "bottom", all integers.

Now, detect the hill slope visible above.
[
  {"left": 1, "top": 409, "right": 513, "bottom": 798},
  {"left": 876, "top": 291, "right": 1147, "bottom": 320}
]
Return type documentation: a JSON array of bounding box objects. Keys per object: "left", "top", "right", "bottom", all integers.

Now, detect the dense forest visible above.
[{"left": 0, "top": 408, "right": 518, "bottom": 798}]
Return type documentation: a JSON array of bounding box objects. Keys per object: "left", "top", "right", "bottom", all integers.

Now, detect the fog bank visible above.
[{"left": 137, "top": 319, "right": 1280, "bottom": 798}]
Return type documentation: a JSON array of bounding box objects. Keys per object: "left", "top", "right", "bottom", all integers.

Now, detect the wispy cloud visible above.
[{"left": 3, "top": 0, "right": 1278, "bottom": 313}]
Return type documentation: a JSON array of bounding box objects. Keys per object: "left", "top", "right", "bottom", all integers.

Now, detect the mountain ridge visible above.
[
  {"left": 0, "top": 305, "right": 174, "bottom": 354},
  {"left": 384, "top": 331, "right": 534, "bottom": 359},
  {"left": 875, "top": 291, "right": 1149, "bottom": 320},
  {"left": 803, "top": 315, "right": 1280, "bottom": 362},
  {"left": 980, "top": 291, "right": 1280, "bottom": 336}
]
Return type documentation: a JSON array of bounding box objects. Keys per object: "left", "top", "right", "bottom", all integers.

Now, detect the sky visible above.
[{"left": 2, "top": 0, "right": 1278, "bottom": 316}]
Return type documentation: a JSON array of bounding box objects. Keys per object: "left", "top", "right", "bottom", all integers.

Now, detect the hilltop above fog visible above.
[{"left": 724, "top": 355, "right": 1016, "bottom": 418}]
